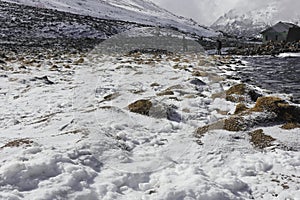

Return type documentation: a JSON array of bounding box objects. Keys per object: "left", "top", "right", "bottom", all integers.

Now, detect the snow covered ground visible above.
[
  {"left": 277, "top": 52, "right": 300, "bottom": 58},
  {"left": 0, "top": 40, "right": 300, "bottom": 199}
]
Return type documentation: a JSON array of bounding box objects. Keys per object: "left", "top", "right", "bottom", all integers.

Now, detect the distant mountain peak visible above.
[{"left": 211, "top": 1, "right": 300, "bottom": 37}]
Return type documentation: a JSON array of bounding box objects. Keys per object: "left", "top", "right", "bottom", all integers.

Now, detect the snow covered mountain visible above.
[
  {"left": 2, "top": 0, "right": 218, "bottom": 37},
  {"left": 211, "top": 1, "right": 300, "bottom": 37}
]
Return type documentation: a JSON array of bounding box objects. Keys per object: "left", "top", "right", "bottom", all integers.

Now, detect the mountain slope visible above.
[
  {"left": 211, "top": 1, "right": 300, "bottom": 37},
  {"left": 0, "top": 1, "right": 141, "bottom": 53},
  {"left": 2, "top": 0, "right": 218, "bottom": 37}
]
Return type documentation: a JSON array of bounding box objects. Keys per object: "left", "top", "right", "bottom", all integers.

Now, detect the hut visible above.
[{"left": 261, "top": 21, "right": 300, "bottom": 43}]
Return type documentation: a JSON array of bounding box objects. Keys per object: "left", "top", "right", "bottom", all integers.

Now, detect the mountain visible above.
[
  {"left": 2, "top": 0, "right": 218, "bottom": 37},
  {"left": 211, "top": 1, "right": 300, "bottom": 38},
  {"left": 0, "top": 1, "right": 141, "bottom": 53}
]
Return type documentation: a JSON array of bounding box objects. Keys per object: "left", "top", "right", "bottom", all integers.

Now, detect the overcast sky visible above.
[
  {"left": 151, "top": 0, "right": 240, "bottom": 26},
  {"left": 151, "top": 0, "right": 300, "bottom": 26}
]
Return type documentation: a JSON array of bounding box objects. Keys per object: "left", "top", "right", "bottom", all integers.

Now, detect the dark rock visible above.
[
  {"left": 35, "top": 76, "right": 55, "bottom": 85},
  {"left": 248, "top": 89, "right": 262, "bottom": 102},
  {"left": 166, "top": 107, "right": 181, "bottom": 123},
  {"left": 190, "top": 78, "right": 206, "bottom": 86}
]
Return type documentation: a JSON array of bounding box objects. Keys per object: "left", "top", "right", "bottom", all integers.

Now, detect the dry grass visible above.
[
  {"left": 281, "top": 122, "right": 300, "bottom": 130},
  {"left": 0, "top": 139, "right": 34, "bottom": 149},
  {"left": 249, "top": 129, "right": 276, "bottom": 149},
  {"left": 157, "top": 90, "right": 174, "bottom": 96}
]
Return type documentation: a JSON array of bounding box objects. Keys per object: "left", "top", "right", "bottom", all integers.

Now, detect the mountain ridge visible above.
[
  {"left": 211, "top": 1, "right": 300, "bottom": 37},
  {"left": 2, "top": 0, "right": 218, "bottom": 37}
]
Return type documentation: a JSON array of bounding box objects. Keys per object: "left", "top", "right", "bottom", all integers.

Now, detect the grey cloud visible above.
[{"left": 151, "top": 0, "right": 299, "bottom": 26}]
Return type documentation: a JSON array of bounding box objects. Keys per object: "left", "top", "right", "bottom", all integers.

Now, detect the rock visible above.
[
  {"left": 226, "top": 83, "right": 246, "bottom": 102},
  {"left": 194, "top": 121, "right": 225, "bottom": 144},
  {"left": 0, "top": 59, "right": 6, "bottom": 64},
  {"left": 128, "top": 100, "right": 152, "bottom": 116},
  {"left": 147, "top": 101, "right": 181, "bottom": 122},
  {"left": 157, "top": 90, "right": 174, "bottom": 96},
  {"left": 248, "top": 89, "right": 262, "bottom": 102},
  {"left": 251, "top": 96, "right": 300, "bottom": 123},
  {"left": 226, "top": 83, "right": 246, "bottom": 95},
  {"left": 192, "top": 71, "right": 207, "bottom": 77},
  {"left": 166, "top": 85, "right": 184, "bottom": 90},
  {"left": 150, "top": 83, "right": 160, "bottom": 87},
  {"left": 74, "top": 57, "right": 84, "bottom": 65},
  {"left": 281, "top": 122, "right": 300, "bottom": 130},
  {"left": 249, "top": 129, "right": 276, "bottom": 149},
  {"left": 234, "top": 103, "right": 249, "bottom": 115},
  {"left": 35, "top": 76, "right": 55, "bottom": 85},
  {"left": 226, "top": 83, "right": 262, "bottom": 103},
  {"left": 103, "top": 93, "right": 120, "bottom": 101},
  {"left": 251, "top": 96, "right": 284, "bottom": 113},
  {"left": 166, "top": 107, "right": 181, "bottom": 122},
  {"left": 224, "top": 116, "right": 247, "bottom": 132},
  {"left": 190, "top": 78, "right": 206, "bottom": 86}
]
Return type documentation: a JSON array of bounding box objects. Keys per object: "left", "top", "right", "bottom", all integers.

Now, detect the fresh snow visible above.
[
  {"left": 277, "top": 52, "right": 300, "bottom": 58},
  {"left": 1, "top": 33, "right": 300, "bottom": 199}
]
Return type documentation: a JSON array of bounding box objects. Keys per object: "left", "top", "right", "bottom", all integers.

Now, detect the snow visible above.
[
  {"left": 2, "top": 0, "right": 219, "bottom": 37},
  {"left": 212, "top": 1, "right": 300, "bottom": 37},
  {"left": 0, "top": 33, "right": 300, "bottom": 199},
  {"left": 277, "top": 52, "right": 300, "bottom": 58}
]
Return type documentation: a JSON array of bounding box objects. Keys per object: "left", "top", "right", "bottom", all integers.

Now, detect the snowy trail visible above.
[{"left": 0, "top": 52, "right": 300, "bottom": 200}]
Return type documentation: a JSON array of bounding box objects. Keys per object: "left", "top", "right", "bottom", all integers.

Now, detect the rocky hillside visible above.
[
  {"left": 2, "top": 0, "right": 218, "bottom": 37},
  {"left": 0, "top": 1, "right": 144, "bottom": 53}
]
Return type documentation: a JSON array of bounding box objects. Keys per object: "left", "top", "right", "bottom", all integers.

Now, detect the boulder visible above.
[
  {"left": 251, "top": 96, "right": 300, "bottom": 123},
  {"left": 249, "top": 129, "right": 276, "bottom": 149},
  {"left": 234, "top": 103, "right": 249, "bottom": 115},
  {"left": 190, "top": 78, "right": 206, "bottom": 86},
  {"left": 226, "top": 83, "right": 262, "bottom": 103},
  {"left": 128, "top": 100, "right": 152, "bottom": 116}
]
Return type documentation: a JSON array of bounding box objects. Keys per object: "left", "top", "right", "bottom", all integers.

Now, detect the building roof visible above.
[{"left": 261, "top": 21, "right": 300, "bottom": 34}]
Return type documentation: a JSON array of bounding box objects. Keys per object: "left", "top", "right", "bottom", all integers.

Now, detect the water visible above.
[{"left": 236, "top": 56, "right": 300, "bottom": 103}]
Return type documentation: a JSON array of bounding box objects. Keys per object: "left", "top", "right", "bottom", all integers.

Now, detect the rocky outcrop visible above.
[
  {"left": 226, "top": 83, "right": 262, "bottom": 103},
  {"left": 228, "top": 41, "right": 300, "bottom": 56},
  {"left": 251, "top": 97, "right": 300, "bottom": 123},
  {"left": 128, "top": 100, "right": 182, "bottom": 122},
  {"left": 195, "top": 96, "right": 300, "bottom": 143}
]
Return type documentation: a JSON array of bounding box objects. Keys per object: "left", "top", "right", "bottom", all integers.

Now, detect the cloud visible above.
[
  {"left": 152, "top": 0, "right": 240, "bottom": 25},
  {"left": 151, "top": 0, "right": 300, "bottom": 26}
]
